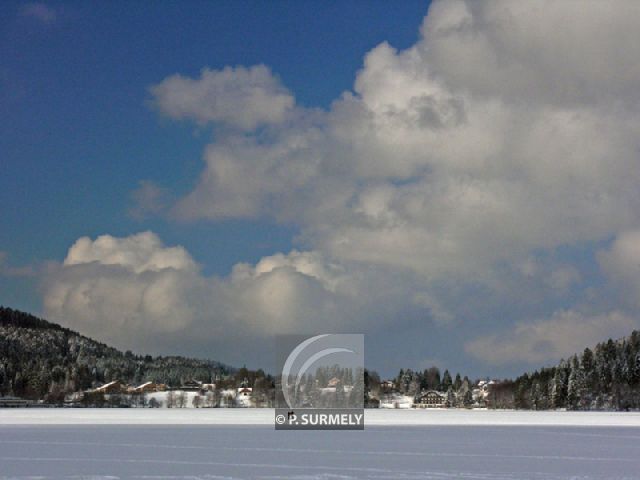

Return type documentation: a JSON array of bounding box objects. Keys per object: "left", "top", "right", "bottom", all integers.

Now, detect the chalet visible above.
[
  {"left": 236, "top": 386, "right": 253, "bottom": 407},
  {"left": 380, "top": 380, "right": 395, "bottom": 392},
  {"left": 131, "top": 382, "right": 165, "bottom": 394},
  {"left": 183, "top": 380, "right": 202, "bottom": 391},
  {"left": 237, "top": 387, "right": 252, "bottom": 397},
  {"left": 415, "top": 390, "right": 447, "bottom": 408},
  {"left": 93, "top": 380, "right": 126, "bottom": 394}
]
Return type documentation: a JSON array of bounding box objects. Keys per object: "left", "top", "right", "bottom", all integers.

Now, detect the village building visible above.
[
  {"left": 0, "top": 396, "right": 32, "bottom": 408},
  {"left": 237, "top": 386, "right": 252, "bottom": 397},
  {"left": 380, "top": 380, "right": 395, "bottom": 392},
  {"left": 414, "top": 390, "right": 447, "bottom": 408},
  {"left": 236, "top": 386, "right": 253, "bottom": 407},
  {"left": 181, "top": 380, "right": 202, "bottom": 391},
  {"left": 130, "top": 382, "right": 165, "bottom": 394},
  {"left": 92, "top": 380, "right": 126, "bottom": 394}
]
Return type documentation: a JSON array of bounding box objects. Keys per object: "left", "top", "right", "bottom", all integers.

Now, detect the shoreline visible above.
[{"left": 2, "top": 408, "right": 640, "bottom": 426}]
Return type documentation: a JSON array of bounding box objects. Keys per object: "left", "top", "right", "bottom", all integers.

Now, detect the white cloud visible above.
[
  {"left": 44, "top": 233, "right": 417, "bottom": 363},
  {"left": 598, "top": 230, "right": 640, "bottom": 281},
  {"left": 64, "top": 232, "right": 197, "bottom": 274},
  {"left": 465, "top": 310, "right": 638, "bottom": 365},
  {"left": 162, "top": 0, "right": 640, "bottom": 284},
  {"left": 44, "top": 231, "right": 457, "bottom": 367},
  {"left": 43, "top": 233, "right": 205, "bottom": 349},
  {"left": 67, "top": 1, "right": 640, "bottom": 369},
  {"left": 422, "top": 0, "right": 640, "bottom": 107},
  {"left": 150, "top": 65, "right": 295, "bottom": 130},
  {"left": 598, "top": 230, "right": 640, "bottom": 308}
]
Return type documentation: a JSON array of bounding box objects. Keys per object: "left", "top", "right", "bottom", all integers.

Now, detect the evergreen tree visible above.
[
  {"left": 454, "top": 373, "right": 462, "bottom": 391},
  {"left": 441, "top": 370, "right": 453, "bottom": 391}
]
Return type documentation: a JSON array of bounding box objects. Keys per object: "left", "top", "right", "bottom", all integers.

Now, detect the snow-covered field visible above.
[{"left": 1, "top": 410, "right": 640, "bottom": 479}]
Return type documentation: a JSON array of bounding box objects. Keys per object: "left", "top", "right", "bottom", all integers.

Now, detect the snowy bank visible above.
[{"left": 2, "top": 408, "right": 640, "bottom": 426}]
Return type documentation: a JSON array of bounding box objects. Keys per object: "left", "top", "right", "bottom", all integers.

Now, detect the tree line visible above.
[
  {"left": 2, "top": 306, "right": 640, "bottom": 410},
  {"left": 509, "top": 331, "right": 640, "bottom": 410}
]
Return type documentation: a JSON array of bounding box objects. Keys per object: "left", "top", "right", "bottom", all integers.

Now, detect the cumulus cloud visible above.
[
  {"left": 44, "top": 233, "right": 428, "bottom": 365},
  {"left": 162, "top": 0, "right": 640, "bottom": 283},
  {"left": 422, "top": 0, "right": 640, "bottom": 106},
  {"left": 465, "top": 310, "right": 638, "bottom": 365},
  {"left": 150, "top": 65, "right": 295, "bottom": 130},
  {"left": 43, "top": 233, "right": 341, "bottom": 358},
  {"left": 598, "top": 230, "right": 640, "bottom": 308},
  {"left": 43, "top": 233, "right": 204, "bottom": 348},
  {"left": 63, "top": 232, "right": 197, "bottom": 273},
  {"left": 66, "top": 1, "right": 640, "bottom": 370}
]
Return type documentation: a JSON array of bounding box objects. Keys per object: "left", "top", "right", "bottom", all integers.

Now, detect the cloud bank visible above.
[
  {"left": 43, "top": 233, "right": 428, "bottom": 366},
  {"left": 46, "top": 1, "right": 640, "bottom": 373}
]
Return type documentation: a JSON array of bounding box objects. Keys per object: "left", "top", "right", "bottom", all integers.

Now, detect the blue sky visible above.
[
  {"left": 0, "top": 0, "right": 429, "bottom": 304},
  {"left": 3, "top": 1, "right": 640, "bottom": 378},
  {"left": 1, "top": 1, "right": 428, "bottom": 268}
]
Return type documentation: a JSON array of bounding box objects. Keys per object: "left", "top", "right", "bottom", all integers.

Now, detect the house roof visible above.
[
  {"left": 134, "top": 382, "right": 154, "bottom": 389},
  {"left": 418, "top": 390, "right": 446, "bottom": 398},
  {"left": 96, "top": 380, "right": 120, "bottom": 390}
]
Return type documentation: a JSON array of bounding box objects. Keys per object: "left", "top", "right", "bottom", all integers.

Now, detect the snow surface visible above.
[
  {"left": 2, "top": 408, "right": 640, "bottom": 426},
  {"left": 1, "top": 422, "right": 640, "bottom": 479}
]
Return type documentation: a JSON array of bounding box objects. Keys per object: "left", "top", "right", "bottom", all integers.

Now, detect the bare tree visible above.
[
  {"left": 205, "top": 391, "right": 217, "bottom": 408},
  {"left": 166, "top": 391, "right": 176, "bottom": 408}
]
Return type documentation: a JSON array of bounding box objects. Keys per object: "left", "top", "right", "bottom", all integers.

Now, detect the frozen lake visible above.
[{"left": 1, "top": 410, "right": 640, "bottom": 479}]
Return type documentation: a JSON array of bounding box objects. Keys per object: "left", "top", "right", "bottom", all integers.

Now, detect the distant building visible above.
[
  {"left": 131, "top": 382, "right": 165, "bottom": 394},
  {"left": 237, "top": 387, "right": 252, "bottom": 397},
  {"left": 415, "top": 390, "right": 447, "bottom": 408},
  {"left": 0, "top": 396, "right": 32, "bottom": 408},
  {"left": 236, "top": 387, "right": 253, "bottom": 407},
  {"left": 380, "top": 380, "right": 395, "bottom": 392},
  {"left": 182, "top": 380, "right": 202, "bottom": 391},
  {"left": 93, "top": 380, "right": 126, "bottom": 394}
]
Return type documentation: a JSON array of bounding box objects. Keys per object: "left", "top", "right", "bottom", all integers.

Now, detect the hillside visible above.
[
  {"left": 508, "top": 330, "right": 640, "bottom": 410},
  {"left": 0, "top": 306, "right": 232, "bottom": 401}
]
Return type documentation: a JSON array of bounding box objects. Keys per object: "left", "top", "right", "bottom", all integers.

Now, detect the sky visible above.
[{"left": 3, "top": 1, "right": 640, "bottom": 379}]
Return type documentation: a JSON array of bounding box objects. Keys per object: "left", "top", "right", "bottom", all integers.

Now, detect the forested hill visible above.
[
  {"left": 0, "top": 306, "right": 232, "bottom": 401},
  {"left": 509, "top": 330, "right": 640, "bottom": 410}
]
